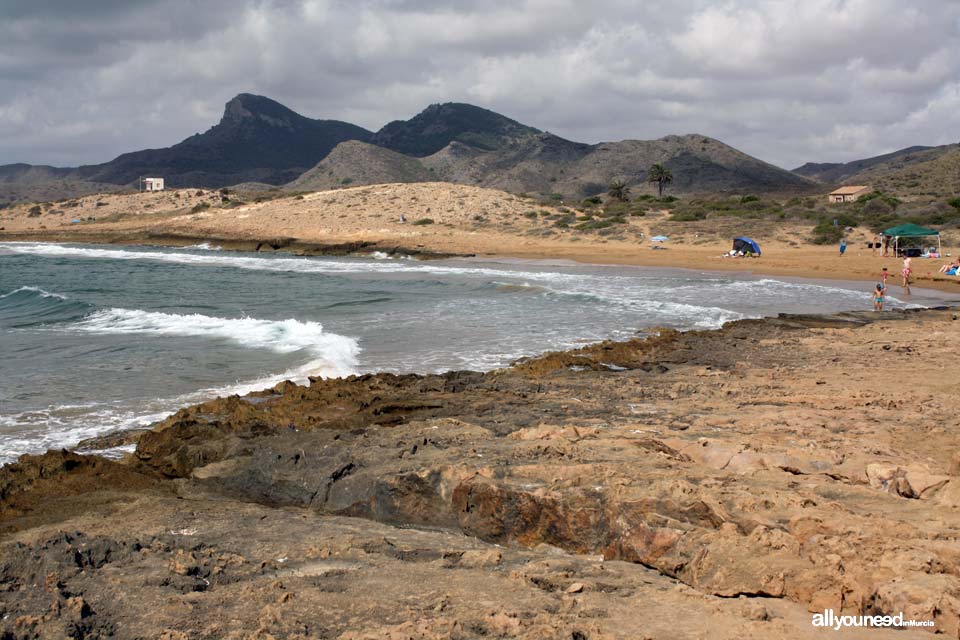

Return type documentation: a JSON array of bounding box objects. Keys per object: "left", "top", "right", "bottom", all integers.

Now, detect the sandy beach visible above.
[{"left": 3, "top": 183, "right": 960, "bottom": 293}]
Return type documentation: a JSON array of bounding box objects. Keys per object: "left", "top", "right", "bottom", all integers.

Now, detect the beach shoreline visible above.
[
  {"left": 3, "top": 183, "right": 960, "bottom": 293},
  {"left": 5, "top": 230, "right": 960, "bottom": 297}
]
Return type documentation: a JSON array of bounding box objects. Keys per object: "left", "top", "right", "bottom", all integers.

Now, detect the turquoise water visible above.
[{"left": 0, "top": 241, "right": 939, "bottom": 463}]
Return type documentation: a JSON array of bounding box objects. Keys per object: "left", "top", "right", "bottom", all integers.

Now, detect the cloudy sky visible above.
[{"left": 2, "top": 0, "right": 959, "bottom": 169}]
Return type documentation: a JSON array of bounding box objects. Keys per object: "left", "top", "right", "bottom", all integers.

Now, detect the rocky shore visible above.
[{"left": 3, "top": 308, "right": 959, "bottom": 639}]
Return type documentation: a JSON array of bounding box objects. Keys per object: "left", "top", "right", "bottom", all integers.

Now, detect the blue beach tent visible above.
[{"left": 732, "top": 237, "right": 761, "bottom": 256}]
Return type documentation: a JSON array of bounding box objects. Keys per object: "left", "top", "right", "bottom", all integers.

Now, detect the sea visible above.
[{"left": 1, "top": 241, "right": 952, "bottom": 464}]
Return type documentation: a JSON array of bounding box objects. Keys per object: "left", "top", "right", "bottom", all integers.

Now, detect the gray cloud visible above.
[{"left": 1, "top": 0, "right": 958, "bottom": 169}]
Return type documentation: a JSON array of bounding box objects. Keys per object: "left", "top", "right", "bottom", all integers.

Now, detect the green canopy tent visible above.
[{"left": 882, "top": 223, "right": 940, "bottom": 257}]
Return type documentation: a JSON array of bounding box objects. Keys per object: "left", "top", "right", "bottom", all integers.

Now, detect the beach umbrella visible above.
[{"left": 732, "top": 237, "right": 761, "bottom": 256}]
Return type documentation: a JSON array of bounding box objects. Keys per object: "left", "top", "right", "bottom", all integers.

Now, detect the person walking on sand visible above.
[
  {"left": 881, "top": 266, "right": 889, "bottom": 285},
  {"left": 839, "top": 239, "right": 847, "bottom": 256},
  {"left": 901, "top": 256, "right": 912, "bottom": 295},
  {"left": 873, "top": 282, "right": 886, "bottom": 312}
]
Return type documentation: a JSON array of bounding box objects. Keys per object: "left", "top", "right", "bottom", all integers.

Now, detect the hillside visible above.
[
  {"left": 3, "top": 94, "right": 820, "bottom": 206},
  {"left": 0, "top": 164, "right": 125, "bottom": 204},
  {"left": 287, "top": 141, "right": 433, "bottom": 191},
  {"left": 403, "top": 132, "right": 814, "bottom": 198},
  {"left": 793, "top": 143, "right": 960, "bottom": 197},
  {"left": 841, "top": 146, "right": 960, "bottom": 197},
  {"left": 792, "top": 145, "right": 940, "bottom": 183}
]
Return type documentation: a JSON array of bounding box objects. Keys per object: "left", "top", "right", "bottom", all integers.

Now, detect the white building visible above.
[{"left": 142, "top": 177, "right": 165, "bottom": 192}]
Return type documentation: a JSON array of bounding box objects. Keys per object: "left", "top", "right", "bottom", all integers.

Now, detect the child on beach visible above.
[
  {"left": 839, "top": 239, "right": 847, "bottom": 256},
  {"left": 873, "top": 282, "right": 886, "bottom": 312},
  {"left": 881, "top": 267, "right": 888, "bottom": 285},
  {"left": 901, "top": 256, "right": 912, "bottom": 295}
]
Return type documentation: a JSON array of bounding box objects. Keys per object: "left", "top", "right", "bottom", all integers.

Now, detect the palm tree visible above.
[
  {"left": 607, "top": 179, "right": 630, "bottom": 202},
  {"left": 648, "top": 164, "right": 673, "bottom": 198}
]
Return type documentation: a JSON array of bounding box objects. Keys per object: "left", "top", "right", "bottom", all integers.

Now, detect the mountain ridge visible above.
[
  {"left": 792, "top": 145, "right": 941, "bottom": 184},
  {"left": 2, "top": 94, "right": 817, "bottom": 205}
]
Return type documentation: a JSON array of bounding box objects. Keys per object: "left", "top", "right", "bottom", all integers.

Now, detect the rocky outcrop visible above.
[{"left": 2, "top": 308, "right": 959, "bottom": 638}]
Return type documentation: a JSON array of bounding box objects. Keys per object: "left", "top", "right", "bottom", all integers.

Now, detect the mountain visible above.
[
  {"left": 0, "top": 163, "right": 123, "bottom": 205},
  {"left": 318, "top": 131, "right": 813, "bottom": 198},
  {"left": 842, "top": 146, "right": 960, "bottom": 197},
  {"left": 793, "top": 143, "right": 960, "bottom": 196},
  {"left": 287, "top": 140, "right": 433, "bottom": 191},
  {"left": 437, "top": 133, "right": 812, "bottom": 197},
  {"left": 792, "top": 145, "right": 945, "bottom": 184},
  {"left": 71, "top": 94, "right": 374, "bottom": 188},
  {"left": 3, "top": 94, "right": 818, "bottom": 206},
  {"left": 371, "top": 103, "right": 540, "bottom": 156}
]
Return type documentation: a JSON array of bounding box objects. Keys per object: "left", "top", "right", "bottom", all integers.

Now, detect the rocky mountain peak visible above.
[{"left": 221, "top": 93, "right": 301, "bottom": 129}]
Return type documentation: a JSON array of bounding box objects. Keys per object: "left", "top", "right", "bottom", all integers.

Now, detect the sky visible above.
[{"left": 1, "top": 0, "right": 959, "bottom": 169}]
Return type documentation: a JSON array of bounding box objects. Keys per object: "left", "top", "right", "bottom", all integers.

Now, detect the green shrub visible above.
[
  {"left": 669, "top": 210, "right": 707, "bottom": 222},
  {"left": 856, "top": 191, "right": 900, "bottom": 210},
  {"left": 575, "top": 219, "right": 615, "bottom": 231},
  {"left": 191, "top": 202, "right": 210, "bottom": 213},
  {"left": 340, "top": 177, "right": 354, "bottom": 185},
  {"left": 740, "top": 195, "right": 759, "bottom": 203},
  {"left": 412, "top": 218, "right": 434, "bottom": 225},
  {"left": 948, "top": 197, "right": 960, "bottom": 210},
  {"left": 811, "top": 221, "right": 844, "bottom": 244},
  {"left": 861, "top": 198, "right": 894, "bottom": 217}
]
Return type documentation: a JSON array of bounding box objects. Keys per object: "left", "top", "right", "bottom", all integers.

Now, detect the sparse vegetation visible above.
[
  {"left": 412, "top": 218, "right": 434, "bottom": 225},
  {"left": 191, "top": 202, "right": 210, "bottom": 213}
]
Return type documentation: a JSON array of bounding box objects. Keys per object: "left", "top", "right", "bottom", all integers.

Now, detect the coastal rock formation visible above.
[{"left": 2, "top": 309, "right": 959, "bottom": 638}]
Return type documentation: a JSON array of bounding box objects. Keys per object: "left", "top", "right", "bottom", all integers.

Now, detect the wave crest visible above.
[{"left": 71, "top": 309, "right": 360, "bottom": 377}]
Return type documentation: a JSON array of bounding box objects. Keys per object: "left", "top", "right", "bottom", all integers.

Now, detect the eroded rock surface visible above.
[{"left": 2, "top": 309, "right": 958, "bottom": 638}]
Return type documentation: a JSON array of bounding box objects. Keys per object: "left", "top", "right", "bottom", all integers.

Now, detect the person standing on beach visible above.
[
  {"left": 840, "top": 239, "right": 847, "bottom": 256},
  {"left": 881, "top": 267, "right": 889, "bottom": 286},
  {"left": 873, "top": 282, "right": 886, "bottom": 311},
  {"left": 901, "top": 256, "right": 912, "bottom": 295}
]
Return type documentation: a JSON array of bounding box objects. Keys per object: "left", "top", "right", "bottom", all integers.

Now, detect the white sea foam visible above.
[
  {"left": 0, "top": 285, "right": 68, "bottom": 300},
  {"left": 0, "top": 309, "right": 361, "bottom": 465},
  {"left": 68, "top": 308, "right": 359, "bottom": 376},
  {"left": 184, "top": 242, "right": 223, "bottom": 251}
]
